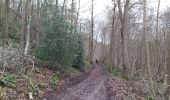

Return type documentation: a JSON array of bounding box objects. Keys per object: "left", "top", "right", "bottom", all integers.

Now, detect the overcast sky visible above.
[
  {"left": 73, "top": 0, "right": 170, "bottom": 40},
  {"left": 77, "top": 0, "right": 170, "bottom": 19}
]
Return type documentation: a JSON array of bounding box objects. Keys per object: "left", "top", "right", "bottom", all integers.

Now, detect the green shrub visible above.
[
  {"left": 37, "top": 82, "right": 48, "bottom": 88},
  {"left": 122, "top": 75, "right": 129, "bottom": 81},
  {"left": 36, "top": 5, "right": 85, "bottom": 70},
  {"left": 72, "top": 35, "right": 85, "bottom": 71},
  {"left": 29, "top": 82, "right": 47, "bottom": 93},
  {"left": 147, "top": 96, "right": 153, "bottom": 100},
  {"left": 50, "top": 75, "right": 59, "bottom": 87},
  {"left": 110, "top": 68, "right": 118, "bottom": 76},
  {"left": 0, "top": 75, "right": 16, "bottom": 88},
  {"left": 29, "top": 83, "right": 39, "bottom": 93}
]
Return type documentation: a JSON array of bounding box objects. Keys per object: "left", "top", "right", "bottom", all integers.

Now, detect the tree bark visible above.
[
  {"left": 24, "top": 17, "right": 31, "bottom": 56},
  {"left": 166, "top": 28, "right": 170, "bottom": 99},
  {"left": 143, "top": 0, "right": 157, "bottom": 97},
  {"left": 117, "top": 0, "right": 130, "bottom": 77},
  {"left": 143, "top": 0, "right": 152, "bottom": 84},
  {"left": 56, "top": 0, "right": 58, "bottom": 9},
  {"left": 21, "top": 0, "right": 31, "bottom": 55},
  {"left": 62, "top": 0, "right": 66, "bottom": 15},
  {"left": 36, "top": 0, "right": 41, "bottom": 46},
  {"left": 156, "top": 0, "right": 160, "bottom": 43},
  {"left": 5, "top": 0, "right": 9, "bottom": 41},
  {"left": 75, "top": 0, "right": 80, "bottom": 33},
  {"left": 17, "top": 0, "right": 22, "bottom": 20},
  {"left": 18, "top": 0, "right": 22, "bottom": 12},
  {"left": 90, "top": 0, "right": 94, "bottom": 61},
  {"left": 109, "top": 0, "right": 116, "bottom": 71},
  {"left": 71, "top": 0, "right": 75, "bottom": 34},
  {"left": 21, "top": 0, "right": 28, "bottom": 48}
]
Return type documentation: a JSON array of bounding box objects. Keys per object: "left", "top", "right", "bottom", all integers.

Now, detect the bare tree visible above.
[
  {"left": 21, "top": 0, "right": 27, "bottom": 48},
  {"left": 117, "top": 0, "right": 130, "bottom": 76},
  {"left": 143, "top": 0, "right": 158, "bottom": 97},
  {"left": 109, "top": 0, "right": 117, "bottom": 71},
  {"left": 156, "top": 0, "right": 160, "bottom": 43},
  {"left": 21, "top": 0, "right": 31, "bottom": 55},
  {"left": 166, "top": 19, "right": 170, "bottom": 99},
  {"left": 75, "top": 0, "right": 80, "bottom": 33},
  {"left": 89, "top": 0, "right": 94, "bottom": 61},
  {"left": 56, "top": 0, "right": 58, "bottom": 9},
  {"left": 5, "top": 0, "right": 9, "bottom": 41},
  {"left": 143, "top": 0, "right": 152, "bottom": 84},
  {"left": 36, "top": 0, "right": 41, "bottom": 46},
  {"left": 18, "top": 0, "right": 22, "bottom": 12},
  {"left": 24, "top": 16, "right": 31, "bottom": 56},
  {"left": 62, "top": 0, "right": 67, "bottom": 16},
  {"left": 71, "top": 0, "right": 76, "bottom": 34}
]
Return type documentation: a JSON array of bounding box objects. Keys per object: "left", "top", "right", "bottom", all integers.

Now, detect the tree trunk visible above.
[
  {"left": 154, "top": 0, "right": 161, "bottom": 83},
  {"left": 18, "top": 0, "right": 22, "bottom": 12},
  {"left": 90, "top": 0, "right": 94, "bottom": 61},
  {"left": 75, "top": 0, "right": 80, "bottom": 33},
  {"left": 143, "top": 0, "right": 152, "bottom": 84},
  {"left": 62, "top": 0, "right": 66, "bottom": 15},
  {"left": 156, "top": 0, "right": 160, "bottom": 43},
  {"left": 143, "top": 0, "right": 156, "bottom": 97},
  {"left": 117, "top": 0, "right": 130, "bottom": 77},
  {"left": 5, "top": 0, "right": 9, "bottom": 41},
  {"left": 21, "top": 0, "right": 29, "bottom": 48},
  {"left": 17, "top": 0, "right": 22, "bottom": 20},
  {"left": 24, "top": 17, "right": 31, "bottom": 56},
  {"left": 109, "top": 0, "right": 116, "bottom": 71},
  {"left": 36, "top": 0, "right": 41, "bottom": 46},
  {"left": 71, "top": 0, "right": 75, "bottom": 34},
  {"left": 166, "top": 30, "right": 170, "bottom": 99},
  {"left": 56, "top": 0, "right": 58, "bottom": 9},
  {"left": 21, "top": 0, "right": 31, "bottom": 55}
]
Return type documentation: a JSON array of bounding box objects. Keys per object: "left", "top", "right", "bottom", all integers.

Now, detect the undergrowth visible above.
[
  {"left": 108, "top": 66, "right": 130, "bottom": 81},
  {"left": 0, "top": 74, "right": 16, "bottom": 88}
]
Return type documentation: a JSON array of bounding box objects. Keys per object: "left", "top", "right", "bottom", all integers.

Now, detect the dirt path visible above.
[{"left": 45, "top": 64, "right": 110, "bottom": 100}]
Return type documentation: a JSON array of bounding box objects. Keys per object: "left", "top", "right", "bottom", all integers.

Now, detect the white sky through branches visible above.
[{"left": 78, "top": 0, "right": 170, "bottom": 19}]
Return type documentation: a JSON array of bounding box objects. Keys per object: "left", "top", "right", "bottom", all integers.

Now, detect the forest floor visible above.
[
  {"left": 45, "top": 64, "right": 145, "bottom": 100},
  {"left": 0, "top": 63, "right": 146, "bottom": 100},
  {"left": 0, "top": 64, "right": 82, "bottom": 100}
]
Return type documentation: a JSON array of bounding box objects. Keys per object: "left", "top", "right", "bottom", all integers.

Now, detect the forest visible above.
[{"left": 0, "top": 0, "right": 170, "bottom": 100}]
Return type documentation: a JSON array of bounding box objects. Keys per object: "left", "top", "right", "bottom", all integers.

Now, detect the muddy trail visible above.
[{"left": 45, "top": 64, "right": 112, "bottom": 100}]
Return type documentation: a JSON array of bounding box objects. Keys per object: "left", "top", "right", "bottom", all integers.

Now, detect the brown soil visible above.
[{"left": 45, "top": 64, "right": 111, "bottom": 100}]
